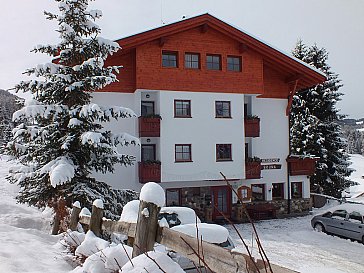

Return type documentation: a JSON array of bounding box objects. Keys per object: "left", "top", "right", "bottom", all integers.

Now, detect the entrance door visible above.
[{"left": 212, "top": 186, "right": 231, "bottom": 220}]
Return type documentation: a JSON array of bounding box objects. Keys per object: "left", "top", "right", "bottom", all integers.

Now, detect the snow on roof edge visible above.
[{"left": 113, "top": 13, "right": 326, "bottom": 78}]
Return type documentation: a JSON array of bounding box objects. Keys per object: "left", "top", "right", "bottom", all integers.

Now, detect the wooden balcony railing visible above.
[
  {"left": 245, "top": 161, "right": 261, "bottom": 179},
  {"left": 139, "top": 162, "right": 161, "bottom": 183},
  {"left": 139, "top": 117, "right": 160, "bottom": 137},
  {"left": 244, "top": 118, "right": 260, "bottom": 137},
  {"left": 287, "top": 156, "right": 317, "bottom": 176}
]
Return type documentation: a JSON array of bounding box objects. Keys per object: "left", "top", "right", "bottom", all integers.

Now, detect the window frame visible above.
[
  {"left": 184, "top": 52, "right": 200, "bottom": 69},
  {"left": 166, "top": 188, "right": 182, "bottom": 206},
  {"left": 175, "top": 144, "right": 192, "bottom": 162},
  {"left": 272, "top": 183, "right": 284, "bottom": 200},
  {"left": 141, "top": 101, "right": 155, "bottom": 117},
  {"left": 141, "top": 144, "right": 156, "bottom": 162},
  {"left": 215, "top": 101, "right": 231, "bottom": 118},
  {"left": 291, "top": 182, "right": 303, "bottom": 199},
  {"left": 251, "top": 184, "right": 266, "bottom": 201},
  {"left": 216, "top": 144, "right": 232, "bottom": 161},
  {"left": 174, "top": 100, "right": 191, "bottom": 118},
  {"left": 227, "top": 55, "right": 242, "bottom": 72},
  {"left": 206, "top": 54, "right": 222, "bottom": 70},
  {"left": 162, "top": 50, "right": 178, "bottom": 68}
]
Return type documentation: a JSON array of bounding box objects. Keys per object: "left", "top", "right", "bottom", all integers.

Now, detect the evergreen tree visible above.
[
  {"left": 290, "top": 40, "right": 354, "bottom": 197},
  {"left": 5, "top": 0, "right": 139, "bottom": 217}
]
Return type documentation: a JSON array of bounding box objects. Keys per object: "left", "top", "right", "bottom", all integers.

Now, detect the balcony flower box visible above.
[
  {"left": 245, "top": 157, "right": 262, "bottom": 179},
  {"left": 287, "top": 156, "right": 317, "bottom": 176},
  {"left": 139, "top": 161, "right": 161, "bottom": 183},
  {"left": 139, "top": 116, "right": 161, "bottom": 137},
  {"left": 244, "top": 116, "right": 260, "bottom": 137}
]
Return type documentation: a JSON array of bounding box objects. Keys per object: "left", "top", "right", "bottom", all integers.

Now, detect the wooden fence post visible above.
[
  {"left": 132, "top": 200, "right": 161, "bottom": 257},
  {"left": 89, "top": 199, "right": 103, "bottom": 237},
  {"left": 69, "top": 201, "right": 81, "bottom": 231}
]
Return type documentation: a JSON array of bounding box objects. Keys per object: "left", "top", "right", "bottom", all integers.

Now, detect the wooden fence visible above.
[{"left": 70, "top": 200, "right": 298, "bottom": 273}]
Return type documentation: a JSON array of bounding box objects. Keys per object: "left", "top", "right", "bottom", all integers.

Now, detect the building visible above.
[{"left": 92, "top": 14, "right": 326, "bottom": 221}]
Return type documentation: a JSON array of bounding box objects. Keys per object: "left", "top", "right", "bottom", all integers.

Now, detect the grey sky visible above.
[{"left": 0, "top": 0, "right": 363, "bottom": 118}]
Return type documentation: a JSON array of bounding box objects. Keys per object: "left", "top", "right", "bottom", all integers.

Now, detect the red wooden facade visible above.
[
  {"left": 138, "top": 162, "right": 161, "bottom": 183},
  {"left": 138, "top": 117, "right": 160, "bottom": 137},
  {"left": 245, "top": 161, "right": 262, "bottom": 179},
  {"left": 287, "top": 157, "right": 317, "bottom": 176},
  {"left": 244, "top": 118, "right": 260, "bottom": 137}
]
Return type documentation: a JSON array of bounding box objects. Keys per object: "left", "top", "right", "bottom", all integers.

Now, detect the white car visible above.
[{"left": 158, "top": 206, "right": 201, "bottom": 227}]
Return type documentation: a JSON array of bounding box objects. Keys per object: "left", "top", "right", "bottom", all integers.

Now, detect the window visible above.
[
  {"left": 238, "top": 185, "right": 251, "bottom": 201},
  {"left": 215, "top": 101, "right": 231, "bottom": 118},
  {"left": 348, "top": 211, "right": 363, "bottom": 223},
  {"left": 206, "top": 54, "right": 221, "bottom": 70},
  {"left": 291, "top": 182, "right": 303, "bottom": 199},
  {"left": 141, "top": 101, "right": 155, "bottom": 116},
  {"left": 332, "top": 210, "right": 347, "bottom": 220},
  {"left": 272, "top": 183, "right": 284, "bottom": 200},
  {"left": 166, "top": 189, "right": 181, "bottom": 206},
  {"left": 216, "top": 144, "right": 232, "bottom": 161},
  {"left": 227, "top": 56, "right": 241, "bottom": 72},
  {"left": 251, "top": 184, "right": 265, "bottom": 201},
  {"left": 162, "top": 51, "right": 178, "bottom": 67},
  {"left": 175, "top": 144, "right": 192, "bottom": 162},
  {"left": 174, "top": 100, "right": 191, "bottom": 118},
  {"left": 185, "top": 53, "right": 200, "bottom": 69},
  {"left": 141, "top": 144, "right": 156, "bottom": 162}
]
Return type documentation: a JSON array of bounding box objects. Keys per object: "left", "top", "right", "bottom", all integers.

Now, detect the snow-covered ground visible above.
[
  {"left": 0, "top": 155, "right": 363, "bottom": 273},
  {"left": 348, "top": 154, "right": 364, "bottom": 199},
  {"left": 0, "top": 156, "right": 72, "bottom": 273}
]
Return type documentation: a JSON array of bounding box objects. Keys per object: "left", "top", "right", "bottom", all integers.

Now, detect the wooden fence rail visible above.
[{"left": 72, "top": 202, "right": 298, "bottom": 273}]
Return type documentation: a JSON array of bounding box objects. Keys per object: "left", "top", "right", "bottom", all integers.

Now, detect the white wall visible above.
[
  {"left": 158, "top": 90, "right": 245, "bottom": 184},
  {"left": 90, "top": 92, "right": 141, "bottom": 190}
]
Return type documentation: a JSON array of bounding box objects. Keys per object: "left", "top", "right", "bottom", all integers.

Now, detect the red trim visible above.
[{"left": 212, "top": 185, "right": 232, "bottom": 220}]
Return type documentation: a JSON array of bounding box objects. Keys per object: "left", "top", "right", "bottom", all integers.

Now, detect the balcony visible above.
[
  {"left": 139, "top": 116, "right": 160, "bottom": 137},
  {"left": 244, "top": 117, "right": 260, "bottom": 137},
  {"left": 287, "top": 156, "right": 317, "bottom": 176},
  {"left": 139, "top": 162, "right": 161, "bottom": 183},
  {"left": 245, "top": 160, "right": 262, "bottom": 179}
]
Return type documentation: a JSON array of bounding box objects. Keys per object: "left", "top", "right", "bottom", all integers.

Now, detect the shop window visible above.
[
  {"left": 251, "top": 184, "right": 265, "bottom": 201},
  {"left": 272, "top": 183, "right": 284, "bottom": 200},
  {"left": 291, "top": 182, "right": 303, "bottom": 199},
  {"left": 166, "top": 189, "right": 181, "bottom": 206}
]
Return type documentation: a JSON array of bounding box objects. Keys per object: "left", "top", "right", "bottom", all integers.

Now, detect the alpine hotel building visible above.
[{"left": 93, "top": 14, "right": 326, "bottom": 221}]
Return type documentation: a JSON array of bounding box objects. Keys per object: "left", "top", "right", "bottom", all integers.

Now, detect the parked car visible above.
[
  {"left": 158, "top": 206, "right": 201, "bottom": 227},
  {"left": 311, "top": 203, "right": 364, "bottom": 243}
]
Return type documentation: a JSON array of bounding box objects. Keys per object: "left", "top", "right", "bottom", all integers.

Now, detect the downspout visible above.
[{"left": 286, "top": 79, "right": 299, "bottom": 215}]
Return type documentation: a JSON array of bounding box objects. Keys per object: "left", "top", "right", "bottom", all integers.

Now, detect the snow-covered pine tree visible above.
[
  {"left": 5, "top": 0, "right": 139, "bottom": 218},
  {"left": 290, "top": 40, "right": 354, "bottom": 197}
]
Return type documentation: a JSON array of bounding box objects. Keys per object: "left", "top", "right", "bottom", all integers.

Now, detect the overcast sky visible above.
[{"left": 0, "top": 0, "right": 363, "bottom": 118}]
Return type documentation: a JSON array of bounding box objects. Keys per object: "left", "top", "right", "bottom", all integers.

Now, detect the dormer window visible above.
[{"left": 162, "top": 51, "right": 178, "bottom": 68}]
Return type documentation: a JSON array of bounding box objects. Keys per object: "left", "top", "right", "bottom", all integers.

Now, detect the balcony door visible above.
[
  {"left": 141, "top": 144, "right": 156, "bottom": 162},
  {"left": 212, "top": 186, "right": 231, "bottom": 220},
  {"left": 141, "top": 101, "right": 155, "bottom": 116}
]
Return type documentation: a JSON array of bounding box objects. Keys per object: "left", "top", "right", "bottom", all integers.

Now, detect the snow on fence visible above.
[{"left": 71, "top": 184, "right": 298, "bottom": 273}]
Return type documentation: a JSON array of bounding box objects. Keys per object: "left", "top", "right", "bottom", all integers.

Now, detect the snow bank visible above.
[
  {"left": 63, "top": 230, "right": 85, "bottom": 248},
  {"left": 326, "top": 203, "right": 364, "bottom": 215},
  {"left": 75, "top": 231, "right": 109, "bottom": 257},
  {"left": 140, "top": 182, "right": 165, "bottom": 207},
  {"left": 171, "top": 223, "right": 229, "bottom": 244},
  {"left": 121, "top": 251, "right": 184, "bottom": 273}
]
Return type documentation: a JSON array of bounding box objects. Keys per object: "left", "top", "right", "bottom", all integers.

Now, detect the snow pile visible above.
[
  {"left": 160, "top": 207, "right": 201, "bottom": 225},
  {"left": 119, "top": 199, "right": 140, "bottom": 223},
  {"left": 63, "top": 231, "right": 85, "bottom": 248},
  {"left": 93, "top": 199, "right": 104, "bottom": 209},
  {"left": 172, "top": 223, "right": 229, "bottom": 244},
  {"left": 75, "top": 231, "right": 110, "bottom": 257},
  {"left": 121, "top": 251, "right": 185, "bottom": 273},
  {"left": 347, "top": 154, "right": 364, "bottom": 198},
  {"left": 139, "top": 182, "right": 165, "bottom": 207}
]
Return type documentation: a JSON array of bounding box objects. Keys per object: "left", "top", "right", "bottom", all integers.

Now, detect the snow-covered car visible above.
[
  {"left": 311, "top": 203, "right": 364, "bottom": 243},
  {"left": 166, "top": 223, "right": 235, "bottom": 271},
  {"left": 158, "top": 206, "right": 201, "bottom": 227}
]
